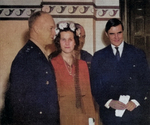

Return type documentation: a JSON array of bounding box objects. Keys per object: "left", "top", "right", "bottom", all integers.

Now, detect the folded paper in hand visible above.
[
  {"left": 88, "top": 118, "right": 95, "bottom": 125},
  {"left": 115, "top": 95, "right": 130, "bottom": 117}
]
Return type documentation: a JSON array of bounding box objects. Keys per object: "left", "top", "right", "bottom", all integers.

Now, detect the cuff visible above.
[
  {"left": 131, "top": 99, "right": 140, "bottom": 107},
  {"left": 105, "top": 99, "right": 112, "bottom": 109}
]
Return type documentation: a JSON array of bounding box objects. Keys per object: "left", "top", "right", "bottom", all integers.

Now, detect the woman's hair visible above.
[{"left": 49, "top": 21, "right": 80, "bottom": 59}]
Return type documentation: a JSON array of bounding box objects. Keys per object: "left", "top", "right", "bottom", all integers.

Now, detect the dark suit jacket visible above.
[
  {"left": 90, "top": 42, "right": 150, "bottom": 123},
  {"left": 1, "top": 40, "right": 60, "bottom": 125},
  {"left": 80, "top": 50, "right": 92, "bottom": 63},
  {"left": 80, "top": 50, "right": 92, "bottom": 71}
]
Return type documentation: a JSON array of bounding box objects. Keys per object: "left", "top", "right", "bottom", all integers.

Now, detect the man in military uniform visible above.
[{"left": 1, "top": 11, "right": 60, "bottom": 125}]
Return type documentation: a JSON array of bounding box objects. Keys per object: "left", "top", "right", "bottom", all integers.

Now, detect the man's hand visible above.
[
  {"left": 109, "top": 100, "right": 126, "bottom": 110},
  {"left": 126, "top": 101, "right": 136, "bottom": 111}
]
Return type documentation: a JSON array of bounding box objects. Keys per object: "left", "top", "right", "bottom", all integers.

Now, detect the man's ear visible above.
[{"left": 34, "top": 25, "right": 40, "bottom": 34}]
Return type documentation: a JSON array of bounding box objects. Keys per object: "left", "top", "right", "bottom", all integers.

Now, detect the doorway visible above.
[
  {"left": 120, "top": 0, "right": 150, "bottom": 67},
  {"left": 120, "top": 0, "right": 150, "bottom": 124}
]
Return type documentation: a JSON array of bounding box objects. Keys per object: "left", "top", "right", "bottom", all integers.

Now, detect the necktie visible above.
[
  {"left": 74, "top": 58, "right": 85, "bottom": 113},
  {"left": 74, "top": 59, "right": 82, "bottom": 108},
  {"left": 115, "top": 47, "right": 120, "bottom": 61}
]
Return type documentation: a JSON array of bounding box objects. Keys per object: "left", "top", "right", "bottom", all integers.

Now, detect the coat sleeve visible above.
[
  {"left": 126, "top": 49, "right": 150, "bottom": 104},
  {"left": 90, "top": 52, "right": 108, "bottom": 107}
]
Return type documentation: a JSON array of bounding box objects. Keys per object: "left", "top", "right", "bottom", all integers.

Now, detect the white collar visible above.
[{"left": 111, "top": 41, "right": 124, "bottom": 56}]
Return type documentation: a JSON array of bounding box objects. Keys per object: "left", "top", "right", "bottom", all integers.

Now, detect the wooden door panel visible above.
[{"left": 134, "top": 18, "right": 144, "bottom": 36}]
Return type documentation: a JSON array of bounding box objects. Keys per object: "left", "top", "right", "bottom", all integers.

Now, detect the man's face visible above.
[
  {"left": 78, "top": 26, "right": 86, "bottom": 50},
  {"left": 105, "top": 24, "right": 124, "bottom": 47},
  {"left": 36, "top": 14, "right": 56, "bottom": 46}
]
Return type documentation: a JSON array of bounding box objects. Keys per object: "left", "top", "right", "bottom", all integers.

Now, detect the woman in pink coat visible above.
[{"left": 49, "top": 21, "right": 99, "bottom": 125}]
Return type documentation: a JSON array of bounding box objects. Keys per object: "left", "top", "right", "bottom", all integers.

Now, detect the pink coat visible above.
[{"left": 51, "top": 54, "right": 99, "bottom": 125}]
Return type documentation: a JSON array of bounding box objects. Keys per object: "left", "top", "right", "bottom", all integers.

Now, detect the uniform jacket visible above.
[
  {"left": 80, "top": 50, "right": 92, "bottom": 72},
  {"left": 80, "top": 50, "right": 92, "bottom": 63},
  {"left": 90, "top": 42, "right": 150, "bottom": 122},
  {"left": 1, "top": 40, "right": 60, "bottom": 125}
]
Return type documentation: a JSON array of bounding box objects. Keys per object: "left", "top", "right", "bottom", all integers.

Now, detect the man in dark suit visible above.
[
  {"left": 1, "top": 11, "right": 60, "bottom": 125},
  {"left": 90, "top": 18, "right": 150, "bottom": 125},
  {"left": 74, "top": 23, "right": 92, "bottom": 71}
]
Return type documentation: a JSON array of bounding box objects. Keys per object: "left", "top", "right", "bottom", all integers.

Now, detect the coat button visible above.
[
  {"left": 39, "top": 111, "right": 42, "bottom": 114},
  {"left": 144, "top": 97, "right": 147, "bottom": 100},
  {"left": 46, "top": 81, "right": 49, "bottom": 85},
  {"left": 46, "top": 71, "right": 48, "bottom": 74}
]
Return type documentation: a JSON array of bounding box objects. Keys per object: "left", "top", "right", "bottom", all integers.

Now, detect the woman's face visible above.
[{"left": 60, "top": 31, "right": 76, "bottom": 54}]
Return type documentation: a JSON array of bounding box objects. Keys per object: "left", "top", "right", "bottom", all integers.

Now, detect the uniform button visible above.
[
  {"left": 129, "top": 77, "right": 132, "bottom": 79},
  {"left": 46, "top": 71, "right": 48, "bottom": 74},
  {"left": 144, "top": 97, "right": 147, "bottom": 100},
  {"left": 25, "top": 48, "right": 30, "bottom": 52},
  {"left": 39, "top": 111, "right": 42, "bottom": 114},
  {"left": 133, "top": 65, "right": 136, "bottom": 67},
  {"left": 46, "top": 81, "right": 49, "bottom": 85},
  {"left": 111, "top": 85, "right": 114, "bottom": 87}
]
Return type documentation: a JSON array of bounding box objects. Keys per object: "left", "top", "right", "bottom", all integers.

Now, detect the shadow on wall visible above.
[
  {"left": 102, "top": 30, "right": 110, "bottom": 46},
  {"left": 23, "top": 30, "right": 30, "bottom": 44}
]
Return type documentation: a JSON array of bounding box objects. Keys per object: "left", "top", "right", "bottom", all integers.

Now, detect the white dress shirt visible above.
[{"left": 105, "top": 41, "right": 140, "bottom": 109}]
